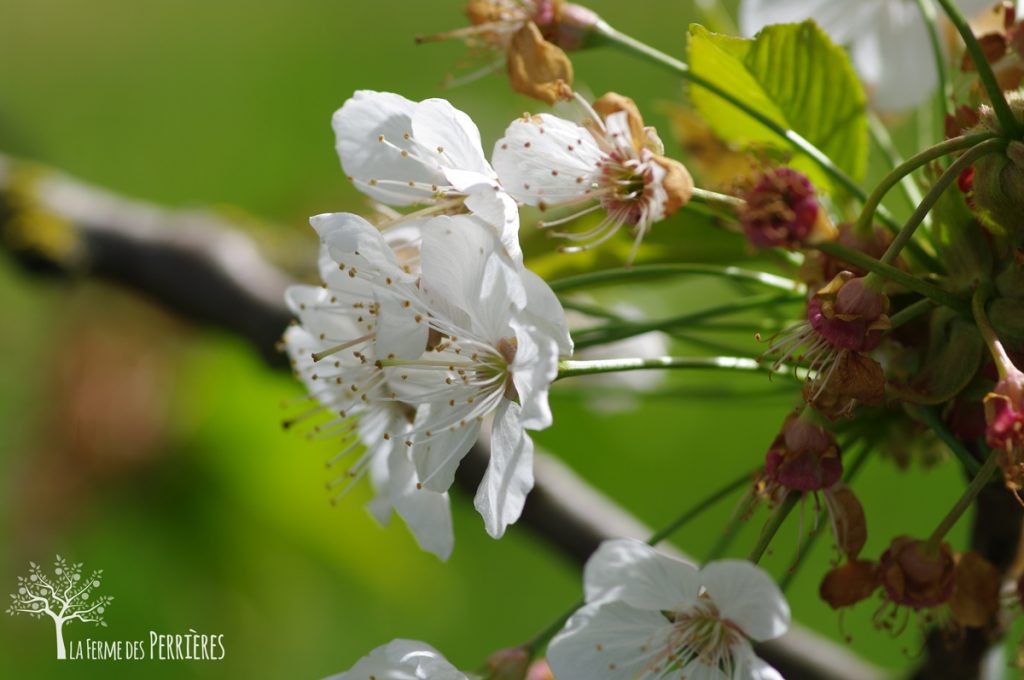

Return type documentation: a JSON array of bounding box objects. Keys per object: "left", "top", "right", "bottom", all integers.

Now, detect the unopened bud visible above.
[
  {"left": 485, "top": 646, "right": 531, "bottom": 680},
  {"left": 969, "top": 92, "right": 1024, "bottom": 236}
]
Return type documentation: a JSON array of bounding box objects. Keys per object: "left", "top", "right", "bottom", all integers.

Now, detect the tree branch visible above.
[{"left": 0, "top": 153, "right": 888, "bottom": 680}]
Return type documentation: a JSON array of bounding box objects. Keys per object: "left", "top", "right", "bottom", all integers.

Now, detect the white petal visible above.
[
  {"left": 739, "top": 0, "right": 881, "bottom": 43},
  {"left": 461, "top": 184, "right": 523, "bottom": 266},
  {"left": 312, "top": 212, "right": 414, "bottom": 285},
  {"left": 387, "top": 444, "right": 455, "bottom": 561},
  {"left": 326, "top": 639, "right": 466, "bottom": 680},
  {"left": 520, "top": 267, "right": 573, "bottom": 357},
  {"left": 412, "top": 98, "right": 493, "bottom": 178},
  {"left": 732, "top": 643, "right": 785, "bottom": 680},
  {"left": 419, "top": 215, "right": 525, "bottom": 339},
  {"left": 509, "top": 319, "right": 559, "bottom": 431},
  {"left": 491, "top": 113, "right": 604, "bottom": 207},
  {"left": 374, "top": 287, "right": 430, "bottom": 361},
  {"left": 333, "top": 91, "right": 447, "bottom": 206},
  {"left": 546, "top": 600, "right": 670, "bottom": 680},
  {"left": 681, "top": 661, "right": 731, "bottom": 680},
  {"left": 700, "top": 560, "right": 791, "bottom": 642},
  {"left": 473, "top": 400, "right": 534, "bottom": 538},
  {"left": 583, "top": 539, "right": 702, "bottom": 611},
  {"left": 853, "top": 3, "right": 937, "bottom": 111},
  {"left": 285, "top": 285, "right": 363, "bottom": 340},
  {"left": 412, "top": 402, "right": 481, "bottom": 493}
]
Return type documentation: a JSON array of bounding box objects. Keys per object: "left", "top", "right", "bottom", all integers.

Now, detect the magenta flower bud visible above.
[{"left": 740, "top": 167, "right": 833, "bottom": 250}]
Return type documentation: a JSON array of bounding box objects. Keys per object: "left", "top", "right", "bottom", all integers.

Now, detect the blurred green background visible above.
[{"left": 0, "top": 0, "right": 972, "bottom": 677}]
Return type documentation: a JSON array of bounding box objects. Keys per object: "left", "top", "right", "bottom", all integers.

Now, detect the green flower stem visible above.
[
  {"left": 591, "top": 20, "right": 900, "bottom": 229},
  {"left": 690, "top": 186, "right": 745, "bottom": 209},
  {"left": 571, "top": 291, "right": 801, "bottom": 350},
  {"left": 854, "top": 133, "right": 996, "bottom": 234},
  {"left": 814, "top": 241, "right": 970, "bottom": 315},
  {"left": 780, "top": 442, "right": 871, "bottom": 592},
  {"left": 971, "top": 284, "right": 1015, "bottom": 379},
  {"left": 867, "top": 138, "right": 1007, "bottom": 278},
  {"left": 705, "top": 494, "right": 756, "bottom": 562},
  {"left": 905, "top": 404, "right": 983, "bottom": 475},
  {"left": 914, "top": 0, "right": 953, "bottom": 120},
  {"left": 889, "top": 298, "right": 936, "bottom": 329},
  {"left": 934, "top": 0, "right": 1021, "bottom": 138},
  {"left": 868, "top": 113, "right": 929, "bottom": 220},
  {"left": 525, "top": 598, "right": 582, "bottom": 659},
  {"left": 647, "top": 470, "right": 754, "bottom": 545},
  {"left": 926, "top": 449, "right": 999, "bottom": 552},
  {"left": 556, "top": 355, "right": 775, "bottom": 380},
  {"left": 748, "top": 492, "right": 799, "bottom": 564},
  {"left": 549, "top": 263, "right": 801, "bottom": 295}
]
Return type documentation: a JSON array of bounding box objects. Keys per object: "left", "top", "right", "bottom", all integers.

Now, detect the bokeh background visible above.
[{"left": 0, "top": 0, "right": 973, "bottom": 677}]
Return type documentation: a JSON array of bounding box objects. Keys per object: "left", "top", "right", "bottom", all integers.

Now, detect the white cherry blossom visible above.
[
  {"left": 284, "top": 213, "right": 453, "bottom": 560},
  {"left": 547, "top": 539, "right": 790, "bottom": 680},
  {"left": 326, "top": 639, "right": 467, "bottom": 680},
  {"left": 739, "top": 0, "right": 994, "bottom": 111},
  {"left": 492, "top": 93, "right": 692, "bottom": 263},
  {"left": 333, "top": 90, "right": 522, "bottom": 263},
  {"left": 376, "top": 213, "right": 573, "bottom": 538}
]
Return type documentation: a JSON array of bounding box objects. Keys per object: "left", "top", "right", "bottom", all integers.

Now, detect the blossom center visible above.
[{"left": 662, "top": 601, "right": 742, "bottom": 674}]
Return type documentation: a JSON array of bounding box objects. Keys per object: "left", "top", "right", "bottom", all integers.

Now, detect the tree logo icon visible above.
[{"left": 6, "top": 556, "right": 113, "bottom": 659}]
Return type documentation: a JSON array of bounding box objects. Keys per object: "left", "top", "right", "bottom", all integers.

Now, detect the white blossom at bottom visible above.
[{"left": 325, "top": 639, "right": 467, "bottom": 680}]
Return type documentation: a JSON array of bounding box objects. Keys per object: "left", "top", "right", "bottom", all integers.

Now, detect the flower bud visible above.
[
  {"left": 984, "top": 369, "right": 1024, "bottom": 462},
  {"left": 763, "top": 412, "right": 841, "bottom": 492},
  {"left": 739, "top": 167, "right": 835, "bottom": 249},
  {"left": 879, "top": 536, "right": 956, "bottom": 610},
  {"left": 485, "top": 646, "right": 531, "bottom": 680},
  {"left": 969, "top": 93, "right": 1024, "bottom": 236},
  {"left": 808, "top": 273, "right": 891, "bottom": 352}
]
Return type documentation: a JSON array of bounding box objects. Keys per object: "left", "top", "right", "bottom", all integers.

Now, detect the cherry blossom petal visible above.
[
  {"left": 333, "top": 91, "right": 444, "bottom": 205},
  {"left": 509, "top": 319, "right": 559, "bottom": 431},
  {"left": 732, "top": 643, "right": 785, "bottom": 680},
  {"left": 386, "top": 445, "right": 455, "bottom": 561},
  {"left": 473, "top": 400, "right": 535, "bottom": 538},
  {"left": 700, "top": 560, "right": 791, "bottom": 642},
  {"left": 851, "top": 3, "right": 936, "bottom": 112},
  {"left": 583, "top": 538, "right": 702, "bottom": 611},
  {"left": 520, "top": 268, "right": 573, "bottom": 356},
  {"left": 412, "top": 98, "right": 494, "bottom": 178},
  {"left": 326, "top": 639, "right": 466, "bottom": 680},
  {"left": 492, "top": 113, "right": 604, "bottom": 206},
  {"left": 461, "top": 183, "right": 523, "bottom": 265},
  {"left": 546, "top": 600, "right": 671, "bottom": 680},
  {"left": 412, "top": 402, "right": 482, "bottom": 493}
]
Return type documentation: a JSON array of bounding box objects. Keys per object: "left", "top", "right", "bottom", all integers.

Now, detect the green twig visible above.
[
  {"left": 748, "top": 492, "right": 799, "bottom": 564},
  {"left": 556, "top": 355, "right": 780, "bottom": 380},
  {"left": 926, "top": 449, "right": 1000, "bottom": 551},
  {"left": 914, "top": 0, "right": 953, "bottom": 120},
  {"left": 550, "top": 263, "right": 800, "bottom": 294},
  {"left": 905, "top": 404, "right": 983, "bottom": 475},
  {"left": 648, "top": 470, "right": 754, "bottom": 545}
]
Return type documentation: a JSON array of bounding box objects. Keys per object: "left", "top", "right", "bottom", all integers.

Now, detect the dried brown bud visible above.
[
  {"left": 507, "top": 22, "right": 574, "bottom": 105},
  {"left": 879, "top": 536, "right": 956, "bottom": 610},
  {"left": 804, "top": 351, "right": 886, "bottom": 420},
  {"left": 820, "top": 560, "right": 880, "bottom": 609},
  {"left": 949, "top": 551, "right": 1001, "bottom": 628},
  {"left": 824, "top": 483, "right": 868, "bottom": 561},
  {"left": 652, "top": 155, "right": 694, "bottom": 218}
]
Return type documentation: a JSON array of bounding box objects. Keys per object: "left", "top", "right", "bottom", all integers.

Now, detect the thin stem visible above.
[
  {"left": 972, "top": 284, "right": 1015, "bottom": 379},
  {"left": 854, "top": 133, "right": 996, "bottom": 234},
  {"left": 889, "top": 298, "right": 936, "bottom": 329},
  {"left": 689, "top": 186, "right": 745, "bottom": 210},
  {"left": 925, "top": 449, "right": 999, "bottom": 551},
  {"left": 556, "top": 356, "right": 779, "bottom": 380},
  {"left": 905, "top": 404, "right": 983, "bottom": 475},
  {"left": 706, "top": 494, "right": 756, "bottom": 562},
  {"left": 526, "top": 598, "right": 582, "bottom": 659},
  {"left": 914, "top": 0, "right": 953, "bottom": 120},
  {"left": 592, "top": 21, "right": 898, "bottom": 228},
  {"left": 648, "top": 470, "right": 755, "bottom": 545},
  {"left": 815, "top": 241, "right": 970, "bottom": 315},
  {"left": 868, "top": 138, "right": 1007, "bottom": 275},
  {"left": 935, "top": 0, "right": 1020, "bottom": 138},
  {"left": 869, "top": 113, "right": 928, "bottom": 219},
  {"left": 748, "top": 492, "right": 799, "bottom": 564},
  {"left": 572, "top": 291, "right": 801, "bottom": 349},
  {"left": 549, "top": 263, "right": 801, "bottom": 294}
]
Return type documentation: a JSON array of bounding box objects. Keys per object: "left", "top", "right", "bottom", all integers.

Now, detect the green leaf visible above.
[{"left": 687, "top": 21, "right": 868, "bottom": 192}]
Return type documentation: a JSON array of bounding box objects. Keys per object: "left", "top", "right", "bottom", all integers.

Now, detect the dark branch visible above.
[{"left": 0, "top": 153, "right": 888, "bottom": 680}]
